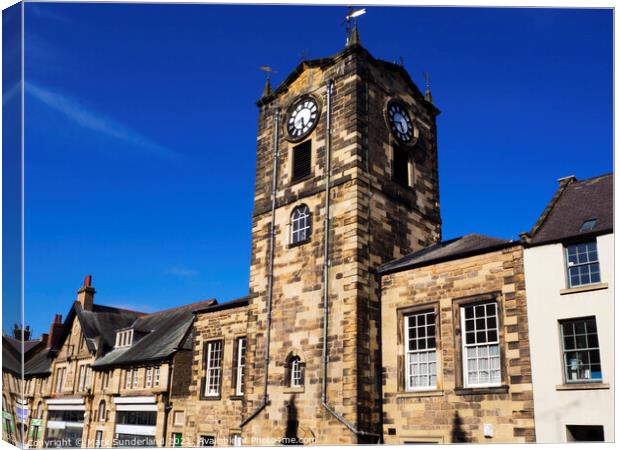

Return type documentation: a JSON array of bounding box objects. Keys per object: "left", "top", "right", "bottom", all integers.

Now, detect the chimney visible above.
[
  {"left": 40, "top": 333, "right": 49, "bottom": 347},
  {"left": 47, "top": 314, "right": 63, "bottom": 348},
  {"left": 77, "top": 275, "right": 96, "bottom": 311}
]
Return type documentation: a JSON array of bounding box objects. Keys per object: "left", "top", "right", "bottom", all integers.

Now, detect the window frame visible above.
[
  {"left": 560, "top": 317, "right": 603, "bottom": 384},
  {"left": 289, "top": 204, "right": 312, "bottom": 247},
  {"left": 233, "top": 337, "right": 247, "bottom": 396},
  {"left": 97, "top": 400, "right": 106, "bottom": 422},
  {"left": 115, "top": 329, "right": 134, "bottom": 348},
  {"left": 154, "top": 366, "right": 160, "bottom": 387},
  {"left": 204, "top": 340, "right": 224, "bottom": 398},
  {"left": 460, "top": 301, "right": 502, "bottom": 389},
  {"left": 145, "top": 367, "right": 153, "bottom": 388},
  {"left": 404, "top": 309, "right": 438, "bottom": 391},
  {"left": 95, "top": 430, "right": 103, "bottom": 448},
  {"left": 289, "top": 356, "right": 304, "bottom": 388},
  {"left": 124, "top": 369, "right": 132, "bottom": 389},
  {"left": 54, "top": 367, "right": 66, "bottom": 393},
  {"left": 565, "top": 241, "right": 601, "bottom": 288}
]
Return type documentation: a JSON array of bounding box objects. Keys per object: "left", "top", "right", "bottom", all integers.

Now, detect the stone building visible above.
[
  {"left": 7, "top": 276, "right": 219, "bottom": 448},
  {"left": 180, "top": 27, "right": 442, "bottom": 446},
  {"left": 378, "top": 235, "right": 535, "bottom": 444},
  {"left": 2, "top": 24, "right": 613, "bottom": 448},
  {"left": 520, "top": 173, "right": 613, "bottom": 442},
  {"left": 2, "top": 327, "right": 48, "bottom": 446}
]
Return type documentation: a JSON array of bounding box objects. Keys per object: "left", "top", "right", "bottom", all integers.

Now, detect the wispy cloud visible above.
[
  {"left": 165, "top": 266, "right": 200, "bottom": 278},
  {"left": 25, "top": 82, "right": 179, "bottom": 160},
  {"left": 26, "top": 3, "right": 71, "bottom": 23},
  {"left": 3, "top": 82, "right": 20, "bottom": 106}
]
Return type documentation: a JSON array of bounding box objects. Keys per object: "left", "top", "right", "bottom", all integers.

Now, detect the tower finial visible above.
[
  {"left": 344, "top": 7, "right": 365, "bottom": 47},
  {"left": 348, "top": 22, "right": 361, "bottom": 46},
  {"left": 262, "top": 77, "right": 273, "bottom": 98},
  {"left": 260, "top": 66, "right": 276, "bottom": 98},
  {"left": 424, "top": 72, "right": 433, "bottom": 103}
]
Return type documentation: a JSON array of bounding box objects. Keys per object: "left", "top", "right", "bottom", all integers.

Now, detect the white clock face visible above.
[
  {"left": 387, "top": 102, "right": 414, "bottom": 143},
  {"left": 287, "top": 97, "right": 319, "bottom": 139}
]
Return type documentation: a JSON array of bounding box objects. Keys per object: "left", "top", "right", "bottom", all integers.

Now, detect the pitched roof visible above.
[
  {"left": 92, "top": 299, "right": 216, "bottom": 368},
  {"left": 3, "top": 334, "right": 49, "bottom": 377},
  {"left": 24, "top": 348, "right": 53, "bottom": 377},
  {"left": 2, "top": 336, "right": 22, "bottom": 376},
  {"left": 74, "top": 303, "right": 144, "bottom": 354},
  {"left": 526, "top": 173, "right": 613, "bottom": 246},
  {"left": 377, "top": 234, "right": 514, "bottom": 275}
]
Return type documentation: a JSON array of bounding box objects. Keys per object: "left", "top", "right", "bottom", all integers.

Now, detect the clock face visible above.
[
  {"left": 387, "top": 101, "right": 415, "bottom": 144},
  {"left": 287, "top": 97, "right": 320, "bottom": 140}
]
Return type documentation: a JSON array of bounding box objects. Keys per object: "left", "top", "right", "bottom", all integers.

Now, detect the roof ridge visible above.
[
  {"left": 92, "top": 303, "right": 148, "bottom": 315},
  {"left": 140, "top": 298, "right": 217, "bottom": 318},
  {"left": 571, "top": 172, "right": 613, "bottom": 185},
  {"left": 525, "top": 177, "right": 575, "bottom": 239}
]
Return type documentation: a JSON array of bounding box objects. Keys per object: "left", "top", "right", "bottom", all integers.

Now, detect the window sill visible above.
[
  {"left": 290, "top": 174, "right": 313, "bottom": 186},
  {"left": 454, "top": 385, "right": 509, "bottom": 396},
  {"left": 556, "top": 382, "right": 609, "bottom": 391},
  {"left": 396, "top": 389, "right": 444, "bottom": 398},
  {"left": 283, "top": 386, "right": 305, "bottom": 394},
  {"left": 560, "top": 283, "right": 608, "bottom": 295},
  {"left": 288, "top": 238, "right": 311, "bottom": 249},
  {"left": 200, "top": 395, "right": 222, "bottom": 401},
  {"left": 229, "top": 395, "right": 244, "bottom": 401}
]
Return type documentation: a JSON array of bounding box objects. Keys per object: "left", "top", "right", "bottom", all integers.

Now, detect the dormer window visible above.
[{"left": 115, "top": 329, "right": 133, "bottom": 348}]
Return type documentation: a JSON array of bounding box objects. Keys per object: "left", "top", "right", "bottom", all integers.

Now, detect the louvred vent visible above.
[
  {"left": 292, "top": 141, "right": 312, "bottom": 181},
  {"left": 393, "top": 145, "right": 409, "bottom": 186}
]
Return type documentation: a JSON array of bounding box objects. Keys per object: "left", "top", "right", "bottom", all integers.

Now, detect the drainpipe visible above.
[
  {"left": 240, "top": 107, "right": 280, "bottom": 428},
  {"left": 320, "top": 78, "right": 380, "bottom": 441},
  {"left": 162, "top": 362, "right": 174, "bottom": 446}
]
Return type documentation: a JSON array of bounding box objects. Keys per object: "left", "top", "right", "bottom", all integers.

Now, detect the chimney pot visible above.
[{"left": 84, "top": 275, "right": 92, "bottom": 287}]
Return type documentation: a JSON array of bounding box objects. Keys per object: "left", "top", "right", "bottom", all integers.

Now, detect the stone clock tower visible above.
[{"left": 241, "top": 29, "right": 441, "bottom": 444}]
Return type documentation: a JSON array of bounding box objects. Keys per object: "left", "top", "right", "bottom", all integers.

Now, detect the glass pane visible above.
[
  {"left": 465, "top": 306, "right": 474, "bottom": 319},
  {"left": 575, "top": 334, "right": 587, "bottom": 349},
  {"left": 465, "top": 319, "right": 475, "bottom": 332},
  {"left": 486, "top": 316, "right": 497, "bottom": 330},
  {"left": 486, "top": 304, "right": 496, "bottom": 316}
]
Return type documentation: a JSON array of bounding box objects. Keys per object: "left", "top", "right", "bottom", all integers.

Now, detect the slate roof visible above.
[
  {"left": 2, "top": 336, "right": 22, "bottom": 376},
  {"left": 377, "top": 234, "right": 515, "bottom": 275},
  {"left": 526, "top": 173, "right": 613, "bottom": 246},
  {"left": 73, "top": 303, "right": 144, "bottom": 354},
  {"left": 24, "top": 348, "right": 53, "bottom": 377},
  {"left": 92, "top": 299, "right": 216, "bottom": 368},
  {"left": 3, "top": 334, "right": 49, "bottom": 377}
]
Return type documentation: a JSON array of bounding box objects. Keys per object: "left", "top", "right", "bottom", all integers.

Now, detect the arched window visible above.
[
  {"left": 2, "top": 395, "right": 7, "bottom": 412},
  {"left": 290, "top": 205, "right": 311, "bottom": 245},
  {"left": 98, "top": 400, "right": 106, "bottom": 422},
  {"left": 36, "top": 401, "right": 42, "bottom": 419},
  {"left": 286, "top": 355, "right": 304, "bottom": 388}
]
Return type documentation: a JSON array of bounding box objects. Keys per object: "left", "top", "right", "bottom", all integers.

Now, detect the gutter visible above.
[
  {"left": 320, "top": 78, "right": 380, "bottom": 441},
  {"left": 240, "top": 107, "right": 281, "bottom": 428}
]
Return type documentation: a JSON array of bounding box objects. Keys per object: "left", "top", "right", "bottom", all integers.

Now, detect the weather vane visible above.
[
  {"left": 344, "top": 6, "right": 366, "bottom": 45},
  {"left": 260, "top": 66, "right": 277, "bottom": 80}
]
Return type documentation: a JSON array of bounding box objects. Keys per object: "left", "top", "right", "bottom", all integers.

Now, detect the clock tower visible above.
[{"left": 242, "top": 29, "right": 441, "bottom": 444}]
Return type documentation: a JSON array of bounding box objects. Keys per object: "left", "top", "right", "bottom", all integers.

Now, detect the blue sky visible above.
[{"left": 7, "top": 4, "right": 613, "bottom": 336}]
